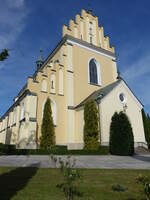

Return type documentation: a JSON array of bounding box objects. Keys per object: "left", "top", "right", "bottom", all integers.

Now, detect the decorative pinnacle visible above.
[
  {"left": 39, "top": 49, "right": 43, "bottom": 61},
  {"left": 87, "top": 1, "right": 92, "bottom": 14},
  {"left": 87, "top": 9, "right": 92, "bottom": 14}
]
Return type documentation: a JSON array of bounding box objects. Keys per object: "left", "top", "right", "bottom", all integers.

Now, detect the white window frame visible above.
[
  {"left": 41, "top": 79, "right": 47, "bottom": 92},
  {"left": 58, "top": 68, "right": 64, "bottom": 95},
  {"left": 88, "top": 58, "right": 101, "bottom": 86},
  {"left": 13, "top": 108, "right": 17, "bottom": 124},
  {"left": 50, "top": 74, "right": 56, "bottom": 93},
  {"left": 8, "top": 113, "right": 11, "bottom": 126},
  {"left": 20, "top": 102, "right": 25, "bottom": 120},
  {"left": 118, "top": 92, "right": 127, "bottom": 104}
]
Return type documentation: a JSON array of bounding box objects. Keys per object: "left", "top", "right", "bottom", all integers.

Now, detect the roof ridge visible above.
[{"left": 75, "top": 80, "right": 121, "bottom": 108}]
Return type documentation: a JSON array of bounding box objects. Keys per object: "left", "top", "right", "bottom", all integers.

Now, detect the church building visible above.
[{"left": 0, "top": 9, "right": 147, "bottom": 149}]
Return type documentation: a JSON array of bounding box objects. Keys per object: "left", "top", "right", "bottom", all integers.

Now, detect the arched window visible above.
[
  {"left": 8, "top": 113, "right": 11, "bottom": 126},
  {"left": 13, "top": 108, "right": 17, "bottom": 124},
  {"left": 59, "top": 68, "right": 63, "bottom": 95},
  {"left": 20, "top": 102, "right": 25, "bottom": 120},
  {"left": 51, "top": 100, "right": 57, "bottom": 126},
  {"left": 41, "top": 79, "right": 47, "bottom": 92},
  {"left": 50, "top": 74, "right": 56, "bottom": 93},
  {"left": 2, "top": 120, "right": 4, "bottom": 130},
  {"left": 89, "top": 58, "right": 101, "bottom": 85},
  {"left": 42, "top": 98, "right": 57, "bottom": 126}
]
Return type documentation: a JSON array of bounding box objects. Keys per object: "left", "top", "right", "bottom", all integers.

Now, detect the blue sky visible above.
[{"left": 0, "top": 0, "right": 150, "bottom": 116}]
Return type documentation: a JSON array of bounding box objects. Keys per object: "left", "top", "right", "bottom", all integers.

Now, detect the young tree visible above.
[
  {"left": 141, "top": 109, "right": 150, "bottom": 148},
  {"left": 54, "top": 156, "right": 82, "bottom": 200},
  {"left": 109, "top": 111, "right": 134, "bottom": 156},
  {"left": 0, "top": 49, "right": 9, "bottom": 61},
  {"left": 136, "top": 174, "right": 150, "bottom": 200},
  {"left": 40, "top": 98, "right": 55, "bottom": 149},
  {"left": 84, "top": 99, "right": 99, "bottom": 150}
]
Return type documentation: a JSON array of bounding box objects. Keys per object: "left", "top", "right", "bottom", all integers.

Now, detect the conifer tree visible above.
[
  {"left": 0, "top": 49, "right": 9, "bottom": 61},
  {"left": 109, "top": 111, "right": 134, "bottom": 155},
  {"left": 40, "top": 98, "right": 55, "bottom": 149},
  {"left": 141, "top": 109, "right": 150, "bottom": 148},
  {"left": 84, "top": 99, "right": 99, "bottom": 150},
  {"left": 146, "top": 114, "right": 150, "bottom": 149}
]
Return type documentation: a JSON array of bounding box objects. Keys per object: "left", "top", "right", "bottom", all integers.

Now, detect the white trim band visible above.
[{"left": 67, "top": 39, "right": 116, "bottom": 60}]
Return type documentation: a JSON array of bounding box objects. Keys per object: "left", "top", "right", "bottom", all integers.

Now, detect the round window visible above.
[{"left": 119, "top": 93, "right": 126, "bottom": 103}]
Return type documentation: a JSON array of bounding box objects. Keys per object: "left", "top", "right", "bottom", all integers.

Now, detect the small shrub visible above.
[
  {"left": 51, "top": 155, "right": 83, "bottom": 200},
  {"left": 0, "top": 143, "right": 16, "bottom": 155},
  {"left": 112, "top": 184, "right": 128, "bottom": 192},
  {"left": 136, "top": 174, "right": 150, "bottom": 200}
]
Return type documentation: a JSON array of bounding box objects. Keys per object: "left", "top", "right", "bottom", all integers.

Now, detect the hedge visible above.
[{"left": 0, "top": 143, "right": 109, "bottom": 155}]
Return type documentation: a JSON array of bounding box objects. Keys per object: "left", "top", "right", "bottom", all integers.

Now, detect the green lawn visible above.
[{"left": 0, "top": 167, "right": 150, "bottom": 200}]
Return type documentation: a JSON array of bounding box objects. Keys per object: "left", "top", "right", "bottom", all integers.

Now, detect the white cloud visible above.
[
  {"left": 0, "top": 0, "right": 28, "bottom": 49},
  {"left": 6, "top": 0, "right": 24, "bottom": 8},
  {"left": 0, "top": 63, "right": 5, "bottom": 70},
  {"left": 121, "top": 51, "right": 150, "bottom": 108},
  {"left": 122, "top": 53, "right": 150, "bottom": 81}
]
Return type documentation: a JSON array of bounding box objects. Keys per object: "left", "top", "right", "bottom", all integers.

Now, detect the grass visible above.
[{"left": 0, "top": 168, "right": 150, "bottom": 199}]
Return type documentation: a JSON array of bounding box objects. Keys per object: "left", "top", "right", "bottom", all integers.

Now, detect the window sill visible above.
[
  {"left": 42, "top": 74, "right": 48, "bottom": 77},
  {"left": 88, "top": 82, "right": 101, "bottom": 87},
  {"left": 50, "top": 92, "right": 56, "bottom": 95},
  {"left": 20, "top": 118, "right": 25, "bottom": 123},
  {"left": 67, "top": 70, "right": 74, "bottom": 73},
  {"left": 29, "top": 117, "right": 37, "bottom": 122},
  {"left": 41, "top": 91, "right": 47, "bottom": 93},
  {"left": 12, "top": 123, "right": 16, "bottom": 127},
  {"left": 51, "top": 69, "right": 56, "bottom": 72},
  {"left": 33, "top": 80, "right": 39, "bottom": 83}
]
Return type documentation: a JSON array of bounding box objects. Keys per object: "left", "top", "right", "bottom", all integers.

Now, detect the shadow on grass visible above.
[{"left": 0, "top": 163, "right": 40, "bottom": 200}]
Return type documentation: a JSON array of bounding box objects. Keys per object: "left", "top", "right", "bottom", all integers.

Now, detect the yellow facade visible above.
[{"left": 0, "top": 9, "right": 146, "bottom": 149}]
